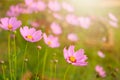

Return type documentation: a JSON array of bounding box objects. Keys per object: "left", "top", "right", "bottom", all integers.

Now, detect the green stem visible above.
[
  {"left": 21, "top": 42, "right": 28, "bottom": 77},
  {"left": 13, "top": 34, "right": 16, "bottom": 80},
  {"left": 8, "top": 33, "right": 12, "bottom": 80},
  {"left": 63, "top": 66, "right": 71, "bottom": 80},
  {"left": 35, "top": 50, "right": 40, "bottom": 80},
  {"left": 42, "top": 48, "right": 48, "bottom": 80},
  {"left": 50, "top": 61, "right": 53, "bottom": 80},
  {"left": 2, "top": 64, "right": 6, "bottom": 80},
  {"left": 54, "top": 64, "right": 56, "bottom": 80}
]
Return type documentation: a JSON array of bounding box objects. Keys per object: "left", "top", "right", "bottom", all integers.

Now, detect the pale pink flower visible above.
[
  {"left": 95, "top": 65, "right": 106, "bottom": 78},
  {"left": 108, "top": 13, "right": 118, "bottom": 22},
  {"left": 48, "top": 0, "right": 61, "bottom": 12},
  {"left": 20, "top": 26, "right": 42, "bottom": 42},
  {"left": 109, "top": 20, "right": 118, "bottom": 28},
  {"left": 6, "top": 5, "right": 22, "bottom": 17},
  {"left": 108, "top": 13, "right": 118, "bottom": 28},
  {"left": 25, "top": 0, "right": 46, "bottom": 12},
  {"left": 67, "top": 33, "right": 78, "bottom": 42},
  {"left": 0, "top": 17, "right": 21, "bottom": 31},
  {"left": 63, "top": 45, "right": 88, "bottom": 66},
  {"left": 53, "top": 13, "right": 63, "bottom": 20},
  {"left": 43, "top": 33, "right": 60, "bottom": 48},
  {"left": 50, "top": 22, "right": 62, "bottom": 35},
  {"left": 78, "top": 17, "right": 91, "bottom": 29},
  {"left": 31, "top": 21, "right": 39, "bottom": 28},
  {"left": 97, "top": 51, "right": 105, "bottom": 58},
  {"left": 65, "top": 14, "right": 79, "bottom": 26},
  {"left": 62, "top": 2, "right": 74, "bottom": 12}
]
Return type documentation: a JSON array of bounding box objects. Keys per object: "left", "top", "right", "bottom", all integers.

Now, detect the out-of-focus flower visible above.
[
  {"left": 109, "top": 20, "right": 118, "bottom": 28},
  {"left": 6, "top": 5, "right": 23, "bottom": 17},
  {"left": 67, "top": 33, "right": 78, "bottom": 42},
  {"left": 97, "top": 51, "right": 105, "bottom": 58},
  {"left": 48, "top": 0, "right": 61, "bottom": 12},
  {"left": 62, "top": 2, "right": 74, "bottom": 12},
  {"left": 30, "top": 21, "right": 39, "bottom": 28},
  {"left": 95, "top": 65, "right": 106, "bottom": 78},
  {"left": 52, "top": 13, "right": 63, "bottom": 20},
  {"left": 63, "top": 45, "right": 88, "bottom": 66},
  {"left": 37, "top": 45, "right": 42, "bottom": 50},
  {"left": 65, "top": 14, "right": 79, "bottom": 26},
  {"left": 43, "top": 33, "right": 60, "bottom": 48},
  {"left": 108, "top": 13, "right": 118, "bottom": 28},
  {"left": 50, "top": 22, "right": 62, "bottom": 35},
  {"left": 20, "top": 26, "right": 42, "bottom": 42},
  {"left": 108, "top": 13, "right": 118, "bottom": 22},
  {"left": 0, "top": 17, "right": 21, "bottom": 31},
  {"left": 78, "top": 17, "right": 91, "bottom": 29},
  {"left": 25, "top": 0, "right": 46, "bottom": 12}
]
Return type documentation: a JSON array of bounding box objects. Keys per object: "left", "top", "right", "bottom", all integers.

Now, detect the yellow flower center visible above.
[
  {"left": 69, "top": 56, "right": 76, "bottom": 63},
  {"left": 26, "top": 35, "right": 33, "bottom": 40},
  {"left": 48, "top": 41, "right": 51, "bottom": 45},
  {"left": 8, "top": 24, "right": 13, "bottom": 30}
]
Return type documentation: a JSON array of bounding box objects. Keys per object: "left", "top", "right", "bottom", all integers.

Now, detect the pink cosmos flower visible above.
[
  {"left": 109, "top": 20, "right": 118, "bottom": 28},
  {"left": 0, "top": 17, "right": 22, "bottom": 31},
  {"left": 50, "top": 22, "right": 62, "bottom": 35},
  {"left": 43, "top": 33, "right": 60, "bottom": 48},
  {"left": 52, "top": 13, "right": 63, "bottom": 20},
  {"left": 97, "top": 51, "right": 105, "bottom": 58},
  {"left": 6, "top": 5, "right": 22, "bottom": 17},
  {"left": 78, "top": 17, "right": 91, "bottom": 29},
  {"left": 95, "top": 65, "right": 106, "bottom": 78},
  {"left": 63, "top": 45, "right": 88, "bottom": 66},
  {"left": 25, "top": 0, "right": 46, "bottom": 12},
  {"left": 67, "top": 33, "right": 78, "bottom": 42},
  {"left": 30, "top": 21, "right": 39, "bottom": 28},
  {"left": 65, "top": 14, "right": 79, "bottom": 26},
  {"left": 62, "top": 2, "right": 74, "bottom": 12},
  {"left": 48, "top": 0, "right": 61, "bottom": 12},
  {"left": 20, "top": 26, "right": 42, "bottom": 42},
  {"left": 108, "top": 13, "right": 118, "bottom": 22},
  {"left": 108, "top": 13, "right": 118, "bottom": 28}
]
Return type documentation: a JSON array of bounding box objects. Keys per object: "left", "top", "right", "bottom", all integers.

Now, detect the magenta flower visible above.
[
  {"left": 95, "top": 65, "right": 106, "bottom": 78},
  {"left": 43, "top": 33, "right": 60, "bottom": 48},
  {"left": 0, "top": 17, "right": 21, "bottom": 31},
  {"left": 62, "top": 2, "right": 74, "bottom": 12},
  {"left": 48, "top": 0, "right": 61, "bottom": 12},
  {"left": 67, "top": 33, "right": 78, "bottom": 42},
  {"left": 63, "top": 45, "right": 88, "bottom": 66},
  {"left": 50, "top": 22, "right": 62, "bottom": 35},
  {"left": 20, "top": 26, "right": 42, "bottom": 42}
]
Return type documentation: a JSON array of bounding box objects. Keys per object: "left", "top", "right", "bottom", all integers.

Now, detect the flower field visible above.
[{"left": 0, "top": 0, "right": 120, "bottom": 80}]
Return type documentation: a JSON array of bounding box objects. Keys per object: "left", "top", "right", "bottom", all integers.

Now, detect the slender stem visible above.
[
  {"left": 54, "top": 64, "right": 56, "bottom": 80},
  {"left": 2, "top": 64, "right": 6, "bottom": 80},
  {"left": 42, "top": 48, "right": 47, "bottom": 80},
  {"left": 63, "top": 66, "right": 71, "bottom": 80},
  {"left": 8, "top": 33, "right": 12, "bottom": 80},
  {"left": 35, "top": 50, "right": 40, "bottom": 80},
  {"left": 13, "top": 34, "right": 16, "bottom": 80},
  {"left": 50, "top": 62, "right": 53, "bottom": 80},
  {"left": 21, "top": 42, "right": 28, "bottom": 77}
]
